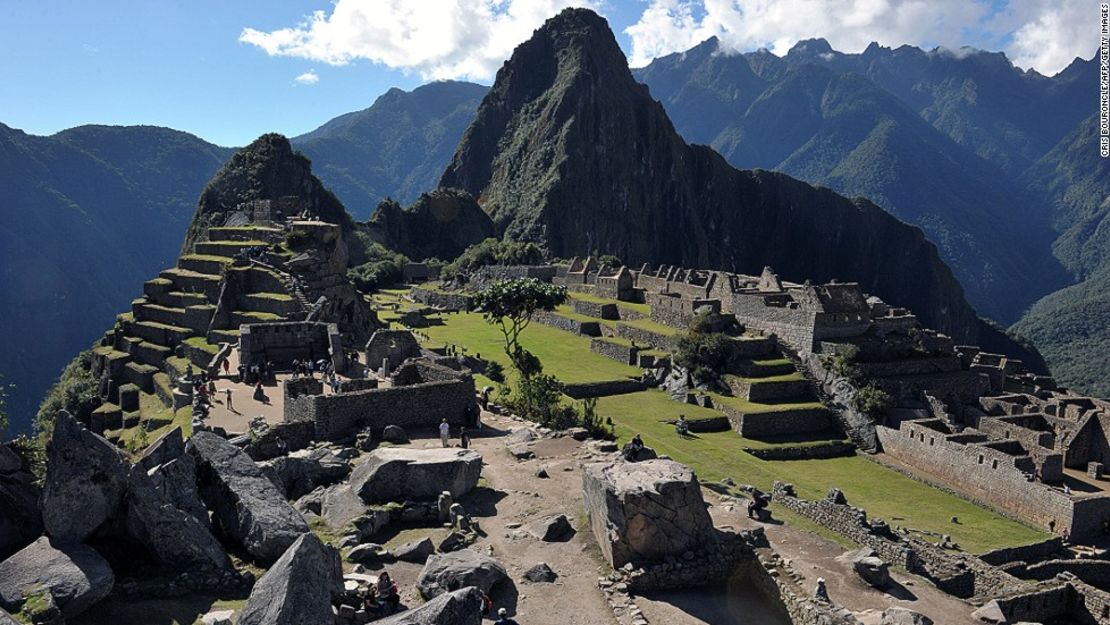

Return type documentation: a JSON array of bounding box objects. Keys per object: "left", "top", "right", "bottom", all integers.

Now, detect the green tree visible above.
[
  {"left": 473, "top": 278, "right": 567, "bottom": 377},
  {"left": 853, "top": 384, "right": 894, "bottom": 420},
  {"left": 36, "top": 350, "right": 100, "bottom": 437},
  {"left": 674, "top": 311, "right": 734, "bottom": 383}
]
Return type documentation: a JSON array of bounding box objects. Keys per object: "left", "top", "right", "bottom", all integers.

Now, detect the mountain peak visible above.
[
  {"left": 182, "top": 132, "right": 351, "bottom": 252},
  {"left": 788, "top": 38, "right": 834, "bottom": 57}
]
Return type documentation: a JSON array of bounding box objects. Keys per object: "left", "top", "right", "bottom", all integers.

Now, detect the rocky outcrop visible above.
[
  {"left": 349, "top": 448, "right": 483, "bottom": 504},
  {"left": 439, "top": 8, "right": 983, "bottom": 343},
  {"left": 582, "top": 459, "right": 714, "bottom": 568},
  {"left": 237, "top": 532, "right": 342, "bottom": 625},
  {"left": 40, "top": 412, "right": 127, "bottom": 542},
  {"left": 527, "top": 514, "right": 574, "bottom": 542},
  {"left": 367, "top": 189, "right": 495, "bottom": 262},
  {"left": 182, "top": 133, "right": 352, "bottom": 253},
  {"left": 416, "top": 549, "right": 507, "bottom": 599},
  {"left": 188, "top": 431, "right": 309, "bottom": 563},
  {"left": 848, "top": 548, "right": 890, "bottom": 588},
  {"left": 0, "top": 536, "right": 114, "bottom": 618},
  {"left": 262, "top": 448, "right": 351, "bottom": 500},
  {"left": 126, "top": 456, "right": 232, "bottom": 572},
  {"left": 377, "top": 586, "right": 484, "bottom": 625},
  {"left": 393, "top": 537, "right": 435, "bottom": 564},
  {"left": 0, "top": 444, "right": 41, "bottom": 559}
]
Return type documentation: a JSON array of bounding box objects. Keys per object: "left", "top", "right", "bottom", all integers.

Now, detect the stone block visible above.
[
  {"left": 1088, "top": 462, "right": 1103, "bottom": 480},
  {"left": 581, "top": 459, "right": 713, "bottom": 568},
  {"left": 349, "top": 448, "right": 482, "bottom": 504},
  {"left": 118, "top": 383, "right": 140, "bottom": 412}
]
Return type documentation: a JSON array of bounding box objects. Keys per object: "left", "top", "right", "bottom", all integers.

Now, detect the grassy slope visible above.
[{"left": 597, "top": 390, "right": 1047, "bottom": 553}]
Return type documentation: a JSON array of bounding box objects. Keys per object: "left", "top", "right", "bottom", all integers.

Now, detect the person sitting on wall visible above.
[
  {"left": 675, "top": 415, "right": 690, "bottom": 436},
  {"left": 622, "top": 434, "right": 646, "bottom": 462}
]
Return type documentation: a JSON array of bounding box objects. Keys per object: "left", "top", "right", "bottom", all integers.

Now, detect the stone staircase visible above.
[{"left": 92, "top": 224, "right": 304, "bottom": 424}]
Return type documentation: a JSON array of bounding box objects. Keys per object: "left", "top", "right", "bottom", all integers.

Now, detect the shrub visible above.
[
  {"left": 443, "top": 238, "right": 546, "bottom": 277},
  {"left": 675, "top": 311, "right": 733, "bottom": 382},
  {"left": 347, "top": 243, "right": 409, "bottom": 291},
  {"left": 504, "top": 373, "right": 565, "bottom": 427},
  {"left": 853, "top": 384, "right": 894, "bottom": 419},
  {"left": 577, "top": 397, "right": 615, "bottom": 440},
  {"left": 36, "top": 349, "right": 100, "bottom": 437}
]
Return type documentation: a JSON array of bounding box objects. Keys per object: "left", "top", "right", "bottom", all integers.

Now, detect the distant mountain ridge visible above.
[{"left": 439, "top": 8, "right": 994, "bottom": 351}]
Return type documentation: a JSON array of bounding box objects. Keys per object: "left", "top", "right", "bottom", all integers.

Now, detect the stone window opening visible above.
[
  {"left": 978, "top": 455, "right": 984, "bottom": 464},
  {"left": 992, "top": 459, "right": 999, "bottom": 469},
  {"left": 929, "top": 437, "right": 935, "bottom": 446}
]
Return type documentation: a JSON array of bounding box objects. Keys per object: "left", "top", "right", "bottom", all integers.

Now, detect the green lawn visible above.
[
  {"left": 711, "top": 392, "right": 825, "bottom": 414},
  {"left": 596, "top": 390, "right": 1047, "bottom": 553},
  {"left": 421, "top": 311, "right": 640, "bottom": 384}
]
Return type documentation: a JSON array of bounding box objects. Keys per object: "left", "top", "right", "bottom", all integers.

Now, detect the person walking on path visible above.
[
  {"left": 225, "top": 388, "right": 233, "bottom": 411},
  {"left": 440, "top": 418, "right": 451, "bottom": 447}
]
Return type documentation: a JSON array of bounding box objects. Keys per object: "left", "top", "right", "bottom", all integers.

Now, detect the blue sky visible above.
[{"left": 0, "top": 1, "right": 1096, "bottom": 147}]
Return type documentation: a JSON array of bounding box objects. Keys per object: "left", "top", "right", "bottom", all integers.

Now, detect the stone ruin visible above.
[{"left": 364, "top": 329, "right": 422, "bottom": 376}]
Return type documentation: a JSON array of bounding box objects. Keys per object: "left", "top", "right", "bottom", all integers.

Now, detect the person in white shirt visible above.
[{"left": 440, "top": 419, "right": 451, "bottom": 447}]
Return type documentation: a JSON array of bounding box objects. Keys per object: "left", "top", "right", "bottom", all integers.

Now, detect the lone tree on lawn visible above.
[{"left": 473, "top": 278, "right": 567, "bottom": 378}]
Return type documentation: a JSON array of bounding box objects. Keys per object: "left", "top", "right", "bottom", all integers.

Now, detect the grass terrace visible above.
[
  {"left": 597, "top": 389, "right": 1047, "bottom": 553},
  {"left": 566, "top": 290, "right": 651, "bottom": 315}
]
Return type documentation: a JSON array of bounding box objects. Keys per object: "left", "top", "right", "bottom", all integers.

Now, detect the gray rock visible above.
[
  {"left": 349, "top": 448, "right": 482, "bottom": 504},
  {"left": 346, "top": 543, "right": 383, "bottom": 564},
  {"left": 0, "top": 468, "right": 42, "bottom": 559},
  {"left": 565, "top": 427, "right": 589, "bottom": 441},
  {"left": 0, "top": 445, "right": 21, "bottom": 474},
  {"left": 238, "top": 532, "right": 342, "bottom": 625},
  {"left": 393, "top": 537, "right": 435, "bottom": 564},
  {"left": 582, "top": 459, "right": 713, "bottom": 568},
  {"left": 188, "top": 431, "right": 309, "bottom": 564},
  {"left": 135, "top": 426, "right": 187, "bottom": 472},
  {"left": 880, "top": 607, "right": 934, "bottom": 625},
  {"left": 535, "top": 467, "right": 549, "bottom": 479},
  {"left": 200, "top": 609, "right": 235, "bottom": 625},
  {"left": 0, "top": 607, "right": 17, "bottom": 625},
  {"left": 507, "top": 443, "right": 535, "bottom": 460},
  {"left": 40, "top": 412, "right": 128, "bottom": 542},
  {"left": 382, "top": 425, "right": 409, "bottom": 444},
  {"left": 262, "top": 448, "right": 351, "bottom": 499},
  {"left": 126, "top": 459, "right": 232, "bottom": 572},
  {"left": 437, "top": 531, "right": 471, "bottom": 553},
  {"left": 848, "top": 548, "right": 890, "bottom": 588},
  {"left": 971, "top": 600, "right": 1006, "bottom": 624},
  {"left": 527, "top": 514, "right": 574, "bottom": 542},
  {"left": 376, "top": 587, "right": 483, "bottom": 625},
  {"left": 0, "top": 536, "right": 114, "bottom": 618},
  {"left": 320, "top": 484, "right": 368, "bottom": 530},
  {"left": 508, "top": 429, "right": 536, "bottom": 444},
  {"left": 416, "top": 549, "right": 507, "bottom": 599},
  {"left": 523, "top": 563, "right": 557, "bottom": 583}
]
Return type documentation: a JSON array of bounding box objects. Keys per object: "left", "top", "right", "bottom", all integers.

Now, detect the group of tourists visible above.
[
  {"left": 291, "top": 357, "right": 332, "bottom": 379},
  {"left": 238, "top": 361, "right": 275, "bottom": 385}
]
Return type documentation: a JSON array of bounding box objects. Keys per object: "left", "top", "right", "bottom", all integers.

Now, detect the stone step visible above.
[
  {"left": 226, "top": 265, "right": 287, "bottom": 293},
  {"left": 160, "top": 268, "right": 223, "bottom": 300},
  {"left": 207, "top": 225, "right": 283, "bottom": 243},
  {"left": 125, "top": 319, "right": 194, "bottom": 347},
  {"left": 178, "top": 254, "right": 232, "bottom": 275},
  {"left": 126, "top": 339, "right": 172, "bottom": 368},
  {"left": 231, "top": 310, "right": 284, "bottom": 327},
  {"left": 726, "top": 376, "right": 815, "bottom": 403},
  {"left": 194, "top": 240, "right": 268, "bottom": 257},
  {"left": 122, "top": 361, "right": 159, "bottom": 394},
  {"left": 735, "top": 358, "right": 797, "bottom": 378},
  {"left": 240, "top": 292, "right": 301, "bottom": 316},
  {"left": 149, "top": 290, "right": 210, "bottom": 309},
  {"left": 135, "top": 302, "right": 215, "bottom": 334},
  {"left": 208, "top": 328, "right": 240, "bottom": 344},
  {"left": 143, "top": 277, "right": 173, "bottom": 300}
]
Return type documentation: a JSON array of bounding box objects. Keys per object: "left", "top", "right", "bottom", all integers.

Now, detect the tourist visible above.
[
  {"left": 494, "top": 608, "right": 520, "bottom": 625},
  {"left": 237, "top": 363, "right": 247, "bottom": 383},
  {"left": 225, "top": 388, "right": 233, "bottom": 411},
  {"left": 814, "top": 578, "right": 830, "bottom": 603},
  {"left": 376, "top": 571, "right": 399, "bottom": 615},
  {"left": 221, "top": 358, "right": 229, "bottom": 375},
  {"left": 207, "top": 379, "right": 216, "bottom": 396},
  {"left": 480, "top": 386, "right": 492, "bottom": 411},
  {"left": 460, "top": 425, "right": 471, "bottom": 449},
  {"left": 675, "top": 415, "right": 690, "bottom": 436},
  {"left": 1064, "top": 483, "right": 1072, "bottom": 495},
  {"left": 440, "top": 418, "right": 451, "bottom": 447},
  {"left": 253, "top": 381, "right": 266, "bottom": 403}
]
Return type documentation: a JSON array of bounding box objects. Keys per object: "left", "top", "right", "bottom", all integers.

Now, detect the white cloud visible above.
[
  {"left": 623, "top": 0, "right": 1097, "bottom": 75},
  {"left": 294, "top": 70, "right": 320, "bottom": 85},
  {"left": 241, "top": 0, "right": 599, "bottom": 81}
]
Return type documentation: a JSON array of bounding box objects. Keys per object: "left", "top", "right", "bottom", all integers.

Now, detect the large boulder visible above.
[
  {"left": 582, "top": 459, "right": 713, "bottom": 568},
  {"left": 319, "top": 484, "right": 368, "bottom": 530},
  {"left": 381, "top": 425, "right": 409, "bottom": 444},
  {"left": 40, "top": 412, "right": 128, "bottom": 542},
  {"left": 416, "top": 549, "right": 507, "bottom": 599},
  {"left": 0, "top": 536, "right": 114, "bottom": 618},
  {"left": 188, "top": 431, "right": 309, "bottom": 563},
  {"left": 393, "top": 537, "right": 436, "bottom": 564},
  {"left": 0, "top": 467, "right": 42, "bottom": 559},
  {"left": 848, "top": 548, "right": 890, "bottom": 588},
  {"left": 126, "top": 458, "right": 232, "bottom": 572},
  {"left": 237, "top": 532, "right": 342, "bottom": 625},
  {"left": 880, "top": 608, "right": 934, "bottom": 625},
  {"left": 376, "top": 587, "right": 484, "bottom": 625},
  {"left": 135, "top": 426, "right": 187, "bottom": 472},
  {"left": 350, "top": 448, "right": 482, "bottom": 504},
  {"left": 262, "top": 448, "right": 351, "bottom": 500},
  {"left": 0, "top": 607, "right": 17, "bottom": 625}
]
